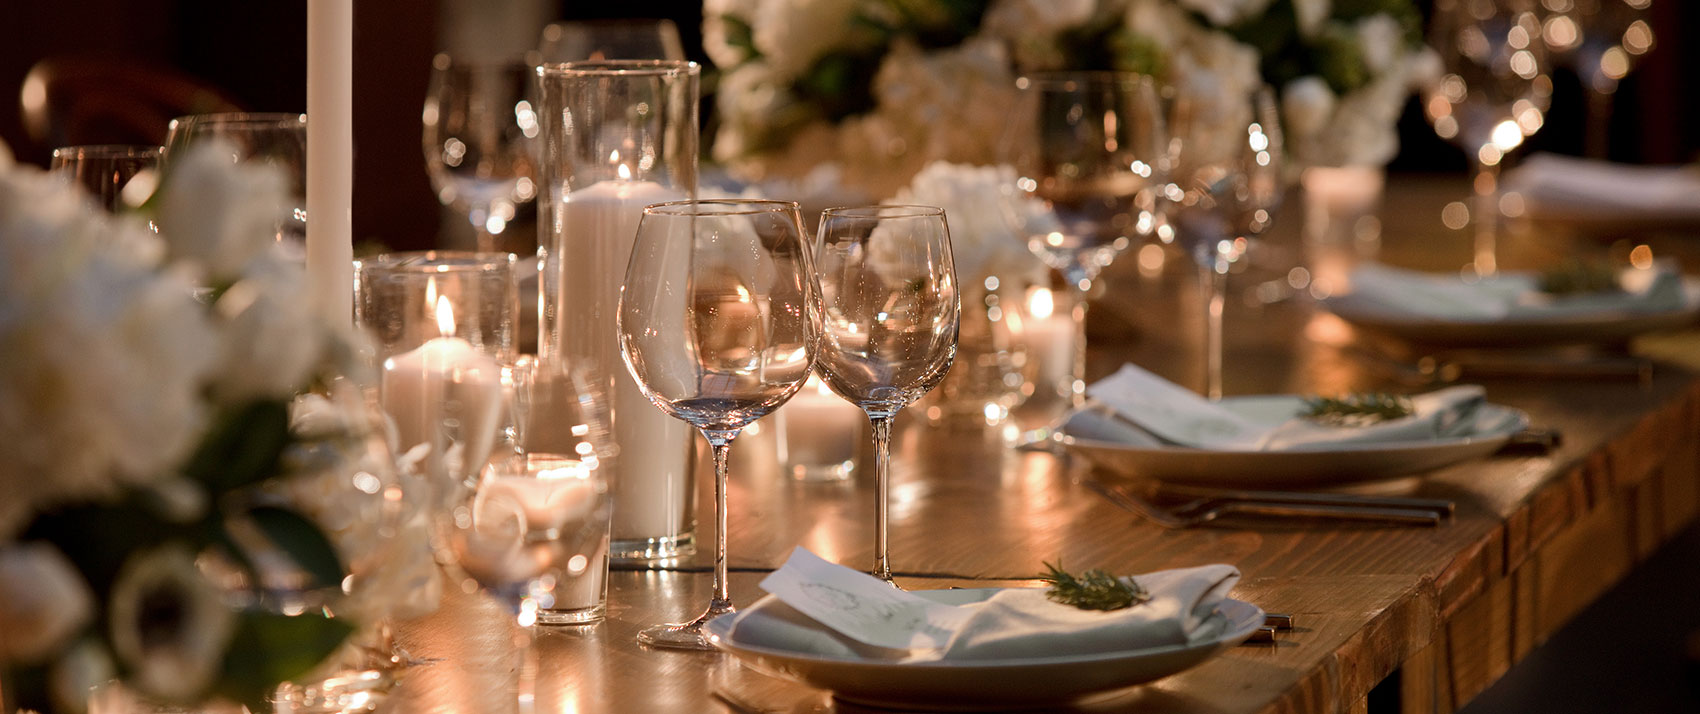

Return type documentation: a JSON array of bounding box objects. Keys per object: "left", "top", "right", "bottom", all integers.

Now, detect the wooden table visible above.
[{"left": 384, "top": 175, "right": 1700, "bottom": 714}]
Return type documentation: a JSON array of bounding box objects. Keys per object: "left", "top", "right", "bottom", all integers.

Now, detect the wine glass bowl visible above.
[
  {"left": 164, "top": 112, "right": 308, "bottom": 245},
  {"left": 618, "top": 199, "right": 820, "bottom": 648},
  {"left": 422, "top": 53, "right": 540, "bottom": 253},
  {"left": 1165, "top": 84, "right": 1285, "bottom": 400},
  {"left": 813, "top": 205, "right": 959, "bottom": 583}
]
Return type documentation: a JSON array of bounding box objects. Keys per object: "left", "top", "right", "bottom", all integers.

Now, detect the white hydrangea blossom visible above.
[
  {"left": 981, "top": 0, "right": 1098, "bottom": 69},
  {"left": 752, "top": 0, "right": 869, "bottom": 80},
  {"left": 889, "top": 162, "right": 1050, "bottom": 283},
  {"left": 154, "top": 139, "right": 288, "bottom": 283},
  {"left": 1176, "top": 0, "right": 1275, "bottom": 26}
]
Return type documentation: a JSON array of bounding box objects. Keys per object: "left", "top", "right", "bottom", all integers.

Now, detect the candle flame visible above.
[
  {"left": 435, "top": 296, "right": 456, "bottom": 337},
  {"left": 617, "top": 163, "right": 632, "bottom": 181},
  {"left": 1029, "top": 288, "right": 1055, "bottom": 319}
]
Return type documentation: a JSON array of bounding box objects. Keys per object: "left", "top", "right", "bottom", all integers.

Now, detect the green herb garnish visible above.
[
  {"left": 1538, "top": 259, "right": 1622, "bottom": 296},
  {"left": 1300, "top": 393, "right": 1414, "bottom": 426},
  {"left": 1040, "top": 561, "right": 1150, "bottom": 611}
]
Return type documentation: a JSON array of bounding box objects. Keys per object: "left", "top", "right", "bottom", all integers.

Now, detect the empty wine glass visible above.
[
  {"left": 422, "top": 53, "right": 540, "bottom": 253},
  {"left": 1005, "top": 72, "right": 1165, "bottom": 407},
  {"left": 50, "top": 144, "right": 161, "bottom": 212},
  {"left": 164, "top": 112, "right": 308, "bottom": 246},
  {"left": 1166, "top": 84, "right": 1285, "bottom": 400},
  {"left": 618, "top": 199, "right": 820, "bottom": 648},
  {"left": 538, "top": 18, "right": 686, "bottom": 63},
  {"left": 1424, "top": 0, "right": 1551, "bottom": 276},
  {"left": 1540, "top": 0, "right": 1655, "bottom": 157},
  {"left": 813, "top": 205, "right": 959, "bottom": 584}
]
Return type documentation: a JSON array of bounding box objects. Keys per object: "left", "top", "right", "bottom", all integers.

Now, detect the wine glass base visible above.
[{"left": 637, "top": 601, "right": 734, "bottom": 650}]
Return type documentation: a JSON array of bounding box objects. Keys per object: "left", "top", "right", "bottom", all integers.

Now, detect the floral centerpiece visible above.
[
  {"left": 705, "top": 0, "right": 1436, "bottom": 198},
  {"left": 0, "top": 145, "right": 437, "bottom": 713}
]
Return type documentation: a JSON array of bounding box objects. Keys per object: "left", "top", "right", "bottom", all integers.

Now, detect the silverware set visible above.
[{"left": 1085, "top": 479, "right": 1455, "bottom": 529}]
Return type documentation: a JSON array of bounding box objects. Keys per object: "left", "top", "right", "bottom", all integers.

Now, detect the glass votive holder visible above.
[
  {"left": 779, "top": 374, "right": 861, "bottom": 482},
  {"left": 49, "top": 144, "right": 162, "bottom": 212}
]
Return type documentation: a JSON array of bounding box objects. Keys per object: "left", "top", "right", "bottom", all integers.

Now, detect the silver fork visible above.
[{"left": 1084, "top": 479, "right": 1446, "bottom": 528}]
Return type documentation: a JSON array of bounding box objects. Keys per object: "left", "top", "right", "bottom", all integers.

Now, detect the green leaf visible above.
[
  {"left": 245, "top": 506, "right": 344, "bottom": 590},
  {"left": 214, "top": 611, "right": 355, "bottom": 713},
  {"left": 184, "top": 400, "right": 294, "bottom": 494}
]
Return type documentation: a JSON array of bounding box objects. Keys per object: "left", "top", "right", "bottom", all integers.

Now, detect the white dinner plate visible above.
[
  {"left": 705, "top": 590, "right": 1264, "bottom": 711},
  {"left": 1057, "top": 397, "right": 1529, "bottom": 488},
  {"left": 1318, "top": 280, "right": 1700, "bottom": 347}
]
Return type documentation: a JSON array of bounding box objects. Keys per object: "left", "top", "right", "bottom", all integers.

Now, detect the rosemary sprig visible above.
[
  {"left": 1300, "top": 393, "right": 1414, "bottom": 427},
  {"left": 1538, "top": 259, "right": 1622, "bottom": 296},
  {"left": 1039, "top": 561, "right": 1150, "bottom": 611}
]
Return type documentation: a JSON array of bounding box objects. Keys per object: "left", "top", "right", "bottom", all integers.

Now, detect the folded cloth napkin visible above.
[
  {"left": 724, "top": 547, "right": 1241, "bottom": 662},
  {"left": 1504, "top": 153, "right": 1700, "bottom": 227},
  {"left": 1085, "top": 363, "right": 1486, "bottom": 451},
  {"left": 1345, "top": 262, "right": 1684, "bottom": 322}
]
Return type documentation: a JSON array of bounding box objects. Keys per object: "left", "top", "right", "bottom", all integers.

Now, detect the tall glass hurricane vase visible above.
[
  {"left": 1005, "top": 73, "right": 1165, "bottom": 407},
  {"left": 814, "top": 206, "right": 959, "bottom": 584},
  {"left": 618, "top": 199, "right": 820, "bottom": 649},
  {"left": 1167, "top": 85, "right": 1285, "bottom": 400},
  {"left": 536, "top": 60, "right": 700, "bottom": 562}
]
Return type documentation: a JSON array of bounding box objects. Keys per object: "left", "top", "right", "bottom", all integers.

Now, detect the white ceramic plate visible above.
[
  {"left": 1318, "top": 281, "right": 1700, "bottom": 347},
  {"left": 705, "top": 590, "right": 1264, "bottom": 711},
  {"left": 1057, "top": 397, "right": 1529, "bottom": 488}
]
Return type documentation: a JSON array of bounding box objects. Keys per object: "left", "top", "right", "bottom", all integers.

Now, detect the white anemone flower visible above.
[{"left": 107, "top": 546, "right": 237, "bottom": 704}]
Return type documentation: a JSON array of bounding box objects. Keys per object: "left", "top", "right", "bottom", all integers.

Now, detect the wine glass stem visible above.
[
  {"left": 1067, "top": 285, "right": 1091, "bottom": 408},
  {"left": 1585, "top": 87, "right": 1615, "bottom": 160},
  {"left": 869, "top": 414, "right": 895, "bottom": 583},
  {"left": 1199, "top": 257, "right": 1227, "bottom": 401},
  {"left": 1471, "top": 159, "right": 1501, "bottom": 278},
  {"left": 702, "top": 430, "right": 737, "bottom": 612}
]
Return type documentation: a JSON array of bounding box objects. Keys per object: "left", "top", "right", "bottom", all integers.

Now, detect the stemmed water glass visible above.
[
  {"left": 1166, "top": 84, "right": 1285, "bottom": 400},
  {"left": 1424, "top": 0, "right": 1551, "bottom": 276},
  {"left": 538, "top": 18, "right": 686, "bottom": 62},
  {"left": 617, "top": 199, "right": 820, "bottom": 648},
  {"left": 50, "top": 145, "right": 162, "bottom": 212},
  {"left": 813, "top": 205, "right": 959, "bottom": 584},
  {"left": 1005, "top": 72, "right": 1166, "bottom": 407},
  {"left": 422, "top": 53, "right": 540, "bottom": 253},
  {"left": 164, "top": 112, "right": 308, "bottom": 245}
]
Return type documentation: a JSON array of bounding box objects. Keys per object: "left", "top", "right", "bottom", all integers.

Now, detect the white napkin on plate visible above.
[
  {"left": 1345, "top": 262, "right": 1683, "bottom": 322},
  {"left": 1085, "top": 363, "right": 1486, "bottom": 451},
  {"left": 724, "top": 547, "right": 1240, "bottom": 662},
  {"left": 1504, "top": 153, "right": 1700, "bottom": 227}
]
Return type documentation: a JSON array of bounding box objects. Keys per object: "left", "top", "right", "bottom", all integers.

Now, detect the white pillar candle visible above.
[
  {"left": 553, "top": 176, "right": 693, "bottom": 544},
  {"left": 781, "top": 374, "right": 861, "bottom": 481},
  {"left": 306, "top": 0, "right": 354, "bottom": 326},
  {"left": 381, "top": 299, "right": 505, "bottom": 482},
  {"left": 1017, "top": 287, "right": 1078, "bottom": 402}
]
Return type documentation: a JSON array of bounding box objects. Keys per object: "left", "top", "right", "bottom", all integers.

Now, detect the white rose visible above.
[
  {"left": 208, "top": 251, "right": 325, "bottom": 401},
  {"left": 1357, "top": 14, "right": 1405, "bottom": 75},
  {"left": 1292, "top": 0, "right": 1331, "bottom": 36},
  {"left": 154, "top": 140, "right": 289, "bottom": 282},
  {"left": 702, "top": 0, "right": 762, "bottom": 69},
  {"left": 1176, "top": 0, "right": 1275, "bottom": 26},
  {"left": 1282, "top": 75, "right": 1338, "bottom": 141},
  {"left": 0, "top": 544, "right": 94, "bottom": 662},
  {"left": 107, "top": 546, "right": 236, "bottom": 704},
  {"left": 752, "top": 0, "right": 867, "bottom": 79}
]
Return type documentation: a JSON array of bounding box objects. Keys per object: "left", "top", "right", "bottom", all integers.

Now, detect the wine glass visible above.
[
  {"left": 538, "top": 18, "right": 686, "bottom": 62},
  {"left": 1166, "top": 84, "right": 1285, "bottom": 400},
  {"left": 813, "top": 205, "right": 959, "bottom": 584},
  {"left": 164, "top": 112, "right": 308, "bottom": 246},
  {"left": 1540, "top": 0, "right": 1655, "bottom": 157},
  {"left": 49, "top": 144, "right": 162, "bottom": 212},
  {"left": 1005, "top": 72, "right": 1166, "bottom": 407},
  {"left": 617, "top": 199, "right": 820, "bottom": 648},
  {"left": 422, "top": 53, "right": 540, "bottom": 253},
  {"left": 1424, "top": 0, "right": 1551, "bottom": 276}
]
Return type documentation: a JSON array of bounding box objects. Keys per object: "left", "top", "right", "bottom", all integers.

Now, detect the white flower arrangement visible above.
[
  {"left": 706, "top": 0, "right": 1436, "bottom": 197},
  {"left": 0, "top": 145, "right": 431, "bottom": 713}
]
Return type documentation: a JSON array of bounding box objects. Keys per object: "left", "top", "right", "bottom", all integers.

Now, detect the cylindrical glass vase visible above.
[{"left": 535, "top": 60, "right": 699, "bottom": 561}]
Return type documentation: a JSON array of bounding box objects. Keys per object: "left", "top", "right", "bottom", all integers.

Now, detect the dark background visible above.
[{"left": 0, "top": 1, "right": 1693, "bottom": 252}]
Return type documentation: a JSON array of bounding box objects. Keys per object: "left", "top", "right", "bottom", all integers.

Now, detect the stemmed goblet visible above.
[
  {"left": 1424, "top": 0, "right": 1551, "bottom": 276},
  {"left": 1541, "top": 0, "right": 1655, "bottom": 157},
  {"left": 618, "top": 199, "right": 820, "bottom": 648},
  {"left": 1166, "top": 84, "right": 1285, "bottom": 400},
  {"left": 1005, "top": 72, "right": 1166, "bottom": 408},
  {"left": 164, "top": 112, "right": 308, "bottom": 246},
  {"left": 813, "top": 205, "right": 959, "bottom": 584},
  {"left": 422, "top": 53, "right": 540, "bottom": 253}
]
